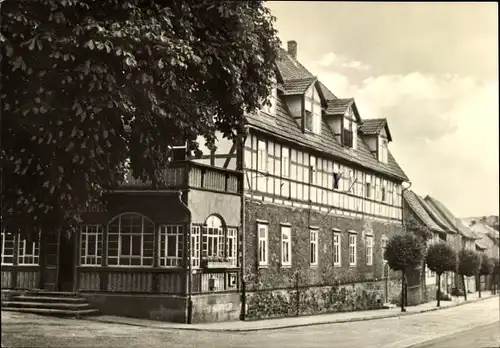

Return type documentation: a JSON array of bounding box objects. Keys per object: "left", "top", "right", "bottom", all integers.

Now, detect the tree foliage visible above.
[
  {"left": 426, "top": 242, "right": 456, "bottom": 275},
  {"left": 479, "top": 254, "right": 494, "bottom": 276},
  {"left": 457, "top": 249, "right": 481, "bottom": 277},
  {"left": 494, "top": 258, "right": 500, "bottom": 275},
  {"left": 0, "top": 0, "right": 281, "bottom": 239},
  {"left": 384, "top": 233, "right": 425, "bottom": 272}
]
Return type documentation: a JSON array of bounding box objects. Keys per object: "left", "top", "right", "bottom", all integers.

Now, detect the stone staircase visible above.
[{"left": 1, "top": 290, "right": 99, "bottom": 318}]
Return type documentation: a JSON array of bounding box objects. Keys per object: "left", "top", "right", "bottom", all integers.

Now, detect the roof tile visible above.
[
  {"left": 359, "top": 119, "right": 387, "bottom": 135},
  {"left": 424, "top": 196, "right": 477, "bottom": 239},
  {"left": 325, "top": 98, "right": 354, "bottom": 115},
  {"left": 404, "top": 190, "right": 445, "bottom": 234},
  {"left": 282, "top": 77, "right": 317, "bottom": 95}
]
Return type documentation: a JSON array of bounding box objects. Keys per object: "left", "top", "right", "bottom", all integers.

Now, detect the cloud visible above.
[
  {"left": 316, "top": 52, "right": 339, "bottom": 67},
  {"left": 314, "top": 52, "right": 372, "bottom": 71},
  {"left": 315, "top": 69, "right": 498, "bottom": 216},
  {"left": 341, "top": 60, "right": 371, "bottom": 71}
]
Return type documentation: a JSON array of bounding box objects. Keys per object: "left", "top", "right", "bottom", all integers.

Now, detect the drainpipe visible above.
[
  {"left": 178, "top": 191, "right": 193, "bottom": 324},
  {"left": 239, "top": 131, "right": 247, "bottom": 321},
  {"left": 401, "top": 181, "right": 412, "bottom": 234}
]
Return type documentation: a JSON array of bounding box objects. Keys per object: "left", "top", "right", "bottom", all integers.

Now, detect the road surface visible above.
[
  {"left": 2, "top": 297, "right": 499, "bottom": 348},
  {"left": 408, "top": 322, "right": 499, "bottom": 348}
]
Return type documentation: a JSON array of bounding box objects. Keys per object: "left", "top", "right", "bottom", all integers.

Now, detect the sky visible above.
[{"left": 267, "top": 1, "right": 499, "bottom": 218}]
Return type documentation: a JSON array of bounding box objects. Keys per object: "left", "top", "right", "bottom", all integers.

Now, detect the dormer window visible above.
[
  {"left": 342, "top": 107, "right": 357, "bottom": 149},
  {"left": 304, "top": 86, "right": 322, "bottom": 134},
  {"left": 262, "top": 87, "right": 277, "bottom": 115},
  {"left": 379, "top": 138, "right": 388, "bottom": 163}
]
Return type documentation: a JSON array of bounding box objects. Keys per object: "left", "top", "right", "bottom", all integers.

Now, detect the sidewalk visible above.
[{"left": 86, "top": 292, "right": 498, "bottom": 332}]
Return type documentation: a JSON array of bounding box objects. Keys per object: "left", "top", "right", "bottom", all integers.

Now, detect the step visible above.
[
  {"left": 12, "top": 295, "right": 87, "bottom": 303},
  {"left": 3, "top": 301, "right": 91, "bottom": 310},
  {"left": 25, "top": 291, "right": 78, "bottom": 297},
  {"left": 2, "top": 307, "right": 99, "bottom": 317}
]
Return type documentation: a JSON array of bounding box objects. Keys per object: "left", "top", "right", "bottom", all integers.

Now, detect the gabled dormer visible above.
[
  {"left": 280, "top": 76, "right": 326, "bottom": 135},
  {"left": 324, "top": 98, "right": 361, "bottom": 150},
  {"left": 358, "top": 118, "right": 392, "bottom": 164}
]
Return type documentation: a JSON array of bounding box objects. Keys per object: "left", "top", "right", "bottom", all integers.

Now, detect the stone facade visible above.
[{"left": 242, "top": 198, "right": 405, "bottom": 318}]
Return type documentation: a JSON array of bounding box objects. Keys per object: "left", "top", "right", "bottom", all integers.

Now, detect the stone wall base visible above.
[{"left": 245, "top": 279, "right": 403, "bottom": 320}]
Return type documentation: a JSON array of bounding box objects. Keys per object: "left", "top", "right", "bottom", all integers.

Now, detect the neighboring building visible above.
[
  {"left": 1, "top": 40, "right": 411, "bottom": 323},
  {"left": 423, "top": 196, "right": 479, "bottom": 294},
  {"left": 465, "top": 220, "right": 499, "bottom": 291},
  {"left": 402, "top": 190, "right": 448, "bottom": 303},
  {"left": 241, "top": 41, "right": 409, "bottom": 319},
  {"left": 465, "top": 220, "right": 500, "bottom": 259}
]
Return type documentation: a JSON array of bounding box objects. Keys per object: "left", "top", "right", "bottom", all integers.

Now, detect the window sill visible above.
[
  {"left": 310, "top": 264, "right": 318, "bottom": 268},
  {"left": 281, "top": 264, "right": 292, "bottom": 269},
  {"left": 258, "top": 264, "right": 269, "bottom": 269},
  {"left": 334, "top": 264, "right": 341, "bottom": 268},
  {"left": 349, "top": 264, "right": 357, "bottom": 268}
]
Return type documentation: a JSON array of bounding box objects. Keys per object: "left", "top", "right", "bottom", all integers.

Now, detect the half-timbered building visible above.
[{"left": 2, "top": 40, "right": 413, "bottom": 322}]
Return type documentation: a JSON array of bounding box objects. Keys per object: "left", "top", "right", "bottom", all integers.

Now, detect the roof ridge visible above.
[{"left": 362, "top": 118, "right": 387, "bottom": 122}]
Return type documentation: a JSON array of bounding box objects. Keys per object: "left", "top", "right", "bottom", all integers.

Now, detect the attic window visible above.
[
  {"left": 262, "top": 87, "right": 277, "bottom": 115},
  {"left": 379, "top": 138, "right": 388, "bottom": 163},
  {"left": 343, "top": 107, "right": 357, "bottom": 149},
  {"left": 304, "top": 87, "right": 321, "bottom": 134}
]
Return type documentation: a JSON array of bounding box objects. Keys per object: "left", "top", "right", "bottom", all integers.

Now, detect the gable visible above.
[{"left": 380, "top": 127, "right": 387, "bottom": 138}]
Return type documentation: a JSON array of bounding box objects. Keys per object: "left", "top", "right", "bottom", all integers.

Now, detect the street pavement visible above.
[
  {"left": 1, "top": 296, "right": 499, "bottom": 348},
  {"left": 407, "top": 322, "right": 500, "bottom": 348}
]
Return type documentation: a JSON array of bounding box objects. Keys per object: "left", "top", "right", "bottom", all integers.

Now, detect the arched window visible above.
[
  {"left": 192, "top": 215, "right": 237, "bottom": 268},
  {"left": 203, "top": 215, "right": 224, "bottom": 258},
  {"left": 107, "top": 213, "right": 155, "bottom": 267}
]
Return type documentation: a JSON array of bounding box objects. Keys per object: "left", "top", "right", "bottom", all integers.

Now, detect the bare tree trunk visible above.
[
  {"left": 462, "top": 274, "right": 467, "bottom": 301},
  {"left": 401, "top": 271, "right": 406, "bottom": 312},
  {"left": 436, "top": 273, "right": 441, "bottom": 307},
  {"left": 478, "top": 274, "right": 482, "bottom": 298}
]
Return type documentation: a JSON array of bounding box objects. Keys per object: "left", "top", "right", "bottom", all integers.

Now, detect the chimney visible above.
[{"left": 287, "top": 40, "right": 297, "bottom": 59}]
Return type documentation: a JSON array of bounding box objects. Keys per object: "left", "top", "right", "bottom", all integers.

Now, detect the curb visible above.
[{"left": 86, "top": 294, "right": 499, "bottom": 333}]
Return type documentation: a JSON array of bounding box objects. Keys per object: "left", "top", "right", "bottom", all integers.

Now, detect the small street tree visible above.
[
  {"left": 457, "top": 249, "right": 481, "bottom": 301},
  {"left": 425, "top": 242, "right": 457, "bottom": 307},
  {"left": 478, "top": 254, "right": 494, "bottom": 298},
  {"left": 384, "top": 233, "right": 425, "bottom": 312},
  {"left": 492, "top": 258, "right": 500, "bottom": 295}
]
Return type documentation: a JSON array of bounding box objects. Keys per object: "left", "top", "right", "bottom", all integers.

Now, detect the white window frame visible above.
[
  {"left": 257, "top": 223, "right": 269, "bottom": 267},
  {"left": 348, "top": 233, "right": 357, "bottom": 267},
  {"left": 333, "top": 231, "right": 341, "bottom": 267},
  {"left": 107, "top": 213, "right": 155, "bottom": 267},
  {"left": 80, "top": 225, "right": 103, "bottom": 266},
  {"left": 281, "top": 147, "right": 290, "bottom": 178},
  {"left": 159, "top": 225, "right": 184, "bottom": 267},
  {"left": 379, "top": 137, "right": 388, "bottom": 163},
  {"left": 1, "top": 231, "right": 15, "bottom": 266},
  {"left": 281, "top": 225, "right": 292, "bottom": 267},
  {"left": 202, "top": 216, "right": 225, "bottom": 258},
  {"left": 310, "top": 229, "right": 319, "bottom": 266},
  {"left": 257, "top": 140, "right": 267, "bottom": 172},
  {"left": 381, "top": 237, "right": 388, "bottom": 264},
  {"left": 17, "top": 236, "right": 40, "bottom": 266},
  {"left": 191, "top": 225, "right": 201, "bottom": 268},
  {"left": 227, "top": 228, "right": 238, "bottom": 267},
  {"left": 366, "top": 235, "right": 373, "bottom": 266}
]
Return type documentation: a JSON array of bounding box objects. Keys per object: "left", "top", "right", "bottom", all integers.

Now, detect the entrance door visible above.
[{"left": 58, "top": 234, "right": 75, "bottom": 291}]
